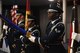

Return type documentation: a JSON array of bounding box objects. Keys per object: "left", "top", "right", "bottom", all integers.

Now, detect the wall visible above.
[
  {"left": 40, "top": 8, "right": 49, "bottom": 36},
  {"left": 66, "top": 6, "right": 72, "bottom": 40},
  {"left": 0, "top": 0, "right": 2, "bottom": 39},
  {"left": 78, "top": 5, "right": 80, "bottom": 33}
]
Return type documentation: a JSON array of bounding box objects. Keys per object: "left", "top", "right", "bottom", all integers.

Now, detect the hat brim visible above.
[
  {"left": 47, "top": 9, "right": 58, "bottom": 12},
  {"left": 28, "top": 19, "right": 34, "bottom": 21}
]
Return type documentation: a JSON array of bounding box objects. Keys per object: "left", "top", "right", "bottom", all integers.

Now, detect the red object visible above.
[
  {"left": 25, "top": 0, "right": 31, "bottom": 30},
  {"left": 11, "top": 5, "right": 18, "bottom": 17},
  {"left": 11, "top": 5, "right": 18, "bottom": 24},
  {"left": 26, "top": 0, "right": 30, "bottom": 11},
  {"left": 69, "top": 24, "right": 73, "bottom": 47}
]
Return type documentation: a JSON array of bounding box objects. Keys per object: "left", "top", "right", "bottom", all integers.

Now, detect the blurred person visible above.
[{"left": 21, "top": 14, "right": 40, "bottom": 53}]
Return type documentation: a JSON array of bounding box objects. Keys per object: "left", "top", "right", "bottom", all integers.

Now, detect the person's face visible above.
[
  {"left": 27, "top": 20, "right": 32, "bottom": 27},
  {"left": 27, "top": 20, "right": 34, "bottom": 28},
  {"left": 48, "top": 12, "right": 56, "bottom": 20}
]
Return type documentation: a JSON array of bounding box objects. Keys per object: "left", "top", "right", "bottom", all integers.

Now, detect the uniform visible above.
[
  {"left": 7, "top": 14, "right": 25, "bottom": 53},
  {"left": 28, "top": 3, "right": 66, "bottom": 53},
  {"left": 12, "top": 14, "right": 25, "bottom": 53},
  {"left": 35, "top": 18, "right": 66, "bottom": 53},
  {"left": 26, "top": 25, "right": 40, "bottom": 53},
  {"left": 21, "top": 15, "right": 40, "bottom": 53}
]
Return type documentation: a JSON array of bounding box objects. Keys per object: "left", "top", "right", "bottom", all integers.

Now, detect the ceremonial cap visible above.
[
  {"left": 48, "top": 2, "right": 63, "bottom": 13},
  {"left": 27, "top": 15, "right": 36, "bottom": 21}
]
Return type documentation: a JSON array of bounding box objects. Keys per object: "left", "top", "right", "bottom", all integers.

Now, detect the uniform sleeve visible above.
[
  {"left": 31, "top": 29, "right": 40, "bottom": 37},
  {"left": 22, "top": 36, "right": 31, "bottom": 44},
  {"left": 47, "top": 23, "right": 65, "bottom": 42},
  {"left": 35, "top": 23, "right": 65, "bottom": 46},
  {"left": 23, "top": 29, "right": 40, "bottom": 44}
]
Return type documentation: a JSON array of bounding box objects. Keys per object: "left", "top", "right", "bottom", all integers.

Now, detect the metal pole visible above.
[{"left": 62, "top": 0, "right": 67, "bottom": 43}]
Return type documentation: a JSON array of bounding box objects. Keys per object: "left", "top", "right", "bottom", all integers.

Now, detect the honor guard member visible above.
[
  {"left": 21, "top": 15, "right": 40, "bottom": 53},
  {"left": 12, "top": 13, "right": 26, "bottom": 53},
  {"left": 27, "top": 3, "right": 66, "bottom": 53},
  {"left": 7, "top": 13, "right": 25, "bottom": 53}
]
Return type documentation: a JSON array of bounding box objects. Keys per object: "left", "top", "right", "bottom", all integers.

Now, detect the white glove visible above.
[
  {"left": 20, "top": 35, "right": 24, "bottom": 43},
  {"left": 72, "top": 32, "right": 77, "bottom": 40},
  {"left": 3, "top": 25, "right": 8, "bottom": 30},
  {"left": 20, "top": 35, "right": 23, "bottom": 39},
  {"left": 75, "top": 34, "right": 80, "bottom": 42},
  {"left": 28, "top": 35, "right": 35, "bottom": 43}
]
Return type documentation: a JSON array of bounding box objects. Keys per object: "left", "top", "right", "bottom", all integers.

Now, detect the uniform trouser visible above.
[
  {"left": 44, "top": 44, "right": 66, "bottom": 53},
  {"left": 25, "top": 45, "right": 40, "bottom": 53}
]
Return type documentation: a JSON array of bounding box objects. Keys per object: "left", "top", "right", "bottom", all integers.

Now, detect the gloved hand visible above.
[
  {"left": 75, "top": 34, "right": 80, "bottom": 42},
  {"left": 28, "top": 35, "right": 35, "bottom": 43},
  {"left": 72, "top": 32, "right": 77, "bottom": 40},
  {"left": 26, "top": 31, "right": 35, "bottom": 43},
  {"left": 3, "top": 25, "right": 8, "bottom": 30}
]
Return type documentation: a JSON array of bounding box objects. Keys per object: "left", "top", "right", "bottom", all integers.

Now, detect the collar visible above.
[
  {"left": 28, "top": 27, "right": 33, "bottom": 31},
  {"left": 51, "top": 21, "right": 55, "bottom": 24},
  {"left": 28, "top": 25, "right": 36, "bottom": 31},
  {"left": 51, "top": 18, "right": 59, "bottom": 24}
]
